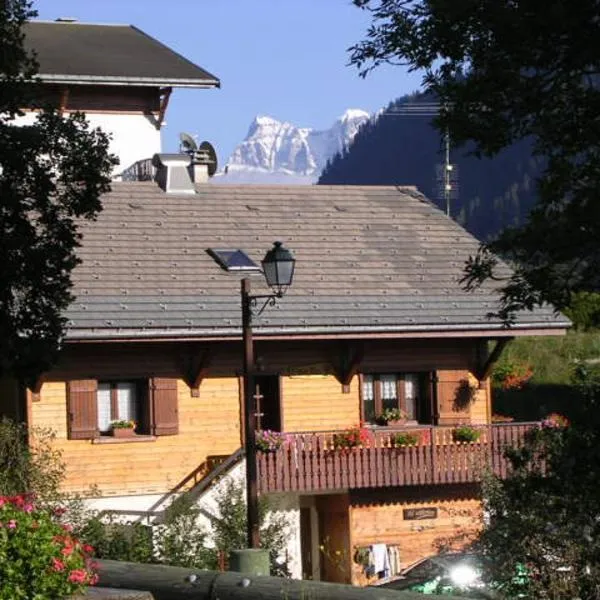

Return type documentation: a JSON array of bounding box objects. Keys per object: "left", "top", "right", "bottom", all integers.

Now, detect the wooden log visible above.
[
  {"left": 77, "top": 588, "right": 153, "bottom": 599},
  {"left": 97, "top": 559, "right": 468, "bottom": 600}
]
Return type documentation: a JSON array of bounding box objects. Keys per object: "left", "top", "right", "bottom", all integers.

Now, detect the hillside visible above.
[{"left": 319, "top": 94, "right": 540, "bottom": 241}]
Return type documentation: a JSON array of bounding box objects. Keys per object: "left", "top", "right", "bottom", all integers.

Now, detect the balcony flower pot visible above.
[
  {"left": 109, "top": 420, "right": 136, "bottom": 438},
  {"left": 256, "top": 430, "right": 287, "bottom": 453},
  {"left": 375, "top": 408, "right": 408, "bottom": 427},
  {"left": 452, "top": 425, "right": 481, "bottom": 443},
  {"left": 391, "top": 432, "right": 419, "bottom": 448}
]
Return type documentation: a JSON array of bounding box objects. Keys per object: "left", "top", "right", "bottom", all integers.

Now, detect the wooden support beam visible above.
[
  {"left": 182, "top": 348, "right": 212, "bottom": 397},
  {"left": 476, "top": 338, "right": 512, "bottom": 384},
  {"left": 334, "top": 343, "right": 364, "bottom": 390},
  {"left": 156, "top": 87, "right": 172, "bottom": 130}
]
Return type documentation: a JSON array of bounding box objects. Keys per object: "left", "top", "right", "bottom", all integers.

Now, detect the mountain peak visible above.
[
  {"left": 339, "top": 108, "right": 370, "bottom": 122},
  {"left": 223, "top": 108, "right": 370, "bottom": 183}
]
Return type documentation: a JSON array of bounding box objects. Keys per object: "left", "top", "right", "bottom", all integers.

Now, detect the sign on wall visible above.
[{"left": 403, "top": 507, "right": 438, "bottom": 520}]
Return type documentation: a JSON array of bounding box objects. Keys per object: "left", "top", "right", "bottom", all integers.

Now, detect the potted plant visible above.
[
  {"left": 452, "top": 425, "right": 481, "bottom": 443},
  {"left": 255, "top": 430, "right": 287, "bottom": 452},
  {"left": 109, "top": 419, "right": 136, "bottom": 438},
  {"left": 332, "top": 425, "right": 371, "bottom": 450},
  {"left": 391, "top": 431, "right": 419, "bottom": 447},
  {"left": 375, "top": 408, "right": 407, "bottom": 426}
]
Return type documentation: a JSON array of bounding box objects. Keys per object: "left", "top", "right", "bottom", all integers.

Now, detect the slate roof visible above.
[
  {"left": 65, "top": 182, "right": 569, "bottom": 340},
  {"left": 23, "top": 21, "right": 220, "bottom": 88}
]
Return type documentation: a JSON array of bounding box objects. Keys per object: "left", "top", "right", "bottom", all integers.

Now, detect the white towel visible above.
[{"left": 371, "top": 543, "right": 390, "bottom": 576}]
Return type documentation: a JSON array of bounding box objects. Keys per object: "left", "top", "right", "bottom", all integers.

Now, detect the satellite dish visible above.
[
  {"left": 179, "top": 132, "right": 197, "bottom": 154},
  {"left": 199, "top": 141, "right": 218, "bottom": 177}
]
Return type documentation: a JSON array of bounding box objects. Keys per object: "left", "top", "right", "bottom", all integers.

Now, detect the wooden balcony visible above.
[{"left": 257, "top": 422, "right": 536, "bottom": 494}]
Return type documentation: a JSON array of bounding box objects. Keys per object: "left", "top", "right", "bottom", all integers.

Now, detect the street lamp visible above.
[{"left": 242, "top": 241, "right": 295, "bottom": 549}]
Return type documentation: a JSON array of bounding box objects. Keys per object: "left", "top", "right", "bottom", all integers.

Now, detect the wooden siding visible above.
[
  {"left": 28, "top": 338, "right": 493, "bottom": 497},
  {"left": 31, "top": 378, "right": 241, "bottom": 496},
  {"left": 282, "top": 376, "right": 358, "bottom": 432},
  {"left": 350, "top": 485, "right": 481, "bottom": 584}
]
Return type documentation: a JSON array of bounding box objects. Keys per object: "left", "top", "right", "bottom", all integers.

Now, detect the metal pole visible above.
[{"left": 241, "top": 278, "right": 260, "bottom": 549}]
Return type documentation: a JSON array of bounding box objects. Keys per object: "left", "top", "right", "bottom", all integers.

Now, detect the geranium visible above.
[
  {"left": 332, "top": 425, "right": 372, "bottom": 450},
  {"left": 541, "top": 413, "right": 570, "bottom": 429},
  {"left": 255, "top": 430, "right": 288, "bottom": 452},
  {"left": 0, "top": 494, "right": 97, "bottom": 599}
]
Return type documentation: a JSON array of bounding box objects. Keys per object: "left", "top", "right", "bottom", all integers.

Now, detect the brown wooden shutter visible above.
[
  {"left": 66, "top": 380, "right": 98, "bottom": 440},
  {"left": 150, "top": 377, "right": 179, "bottom": 436}
]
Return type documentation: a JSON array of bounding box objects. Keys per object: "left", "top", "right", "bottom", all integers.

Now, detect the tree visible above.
[
  {"left": 475, "top": 369, "right": 600, "bottom": 599},
  {"left": 349, "top": 0, "right": 600, "bottom": 321},
  {"left": 0, "top": 1, "right": 116, "bottom": 382}
]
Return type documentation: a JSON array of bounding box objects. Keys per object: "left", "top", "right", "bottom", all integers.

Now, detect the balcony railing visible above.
[{"left": 256, "top": 422, "right": 537, "bottom": 494}]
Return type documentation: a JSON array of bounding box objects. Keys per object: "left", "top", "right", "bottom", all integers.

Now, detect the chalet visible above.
[{"left": 0, "top": 19, "right": 569, "bottom": 585}]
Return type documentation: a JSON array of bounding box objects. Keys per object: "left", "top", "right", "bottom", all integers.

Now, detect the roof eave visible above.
[
  {"left": 64, "top": 322, "right": 570, "bottom": 343},
  {"left": 37, "top": 73, "right": 221, "bottom": 88}
]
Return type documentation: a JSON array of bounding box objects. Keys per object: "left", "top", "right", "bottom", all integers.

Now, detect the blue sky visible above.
[{"left": 35, "top": 0, "right": 422, "bottom": 166}]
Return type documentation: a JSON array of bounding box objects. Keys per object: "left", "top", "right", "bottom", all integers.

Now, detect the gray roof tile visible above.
[{"left": 66, "top": 182, "right": 569, "bottom": 339}]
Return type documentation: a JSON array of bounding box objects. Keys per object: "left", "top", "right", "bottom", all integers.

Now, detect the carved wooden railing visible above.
[{"left": 257, "top": 422, "right": 537, "bottom": 493}]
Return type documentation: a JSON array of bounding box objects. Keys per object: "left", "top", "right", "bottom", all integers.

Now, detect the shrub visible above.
[
  {"left": 492, "top": 360, "right": 533, "bottom": 390},
  {"left": 452, "top": 426, "right": 481, "bottom": 443},
  {"left": 391, "top": 432, "right": 419, "bottom": 447},
  {"left": 0, "top": 494, "right": 97, "bottom": 600},
  {"left": 332, "top": 425, "right": 371, "bottom": 449}
]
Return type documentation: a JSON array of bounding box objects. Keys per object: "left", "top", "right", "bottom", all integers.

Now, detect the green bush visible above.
[
  {"left": 0, "top": 494, "right": 97, "bottom": 599},
  {"left": 452, "top": 426, "right": 481, "bottom": 443},
  {"left": 391, "top": 432, "right": 419, "bottom": 447}
]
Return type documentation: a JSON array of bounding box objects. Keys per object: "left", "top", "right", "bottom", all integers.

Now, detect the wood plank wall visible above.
[
  {"left": 349, "top": 485, "right": 481, "bottom": 585},
  {"left": 27, "top": 338, "right": 491, "bottom": 496}
]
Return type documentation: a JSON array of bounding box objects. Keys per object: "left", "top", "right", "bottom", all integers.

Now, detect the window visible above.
[
  {"left": 97, "top": 381, "right": 141, "bottom": 433},
  {"left": 66, "top": 377, "right": 179, "bottom": 440},
  {"left": 361, "top": 373, "right": 431, "bottom": 424}
]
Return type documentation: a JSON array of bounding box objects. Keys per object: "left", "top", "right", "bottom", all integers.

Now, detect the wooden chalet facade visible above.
[{"left": 0, "top": 19, "right": 569, "bottom": 585}]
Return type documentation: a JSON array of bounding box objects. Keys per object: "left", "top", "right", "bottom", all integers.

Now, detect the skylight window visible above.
[{"left": 207, "top": 248, "right": 261, "bottom": 272}]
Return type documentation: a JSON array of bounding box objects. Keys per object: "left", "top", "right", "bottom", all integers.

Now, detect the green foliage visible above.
[
  {"left": 80, "top": 516, "right": 154, "bottom": 565},
  {"left": 208, "top": 478, "right": 292, "bottom": 577},
  {"left": 0, "top": 1, "right": 117, "bottom": 381},
  {"left": 563, "top": 292, "right": 600, "bottom": 331},
  {"left": 476, "top": 367, "right": 600, "bottom": 599},
  {"left": 391, "top": 432, "right": 418, "bottom": 447},
  {"left": 0, "top": 494, "right": 97, "bottom": 599},
  {"left": 375, "top": 407, "right": 407, "bottom": 425},
  {"left": 0, "top": 418, "right": 64, "bottom": 504},
  {"left": 451, "top": 426, "right": 481, "bottom": 443},
  {"left": 350, "top": 0, "right": 600, "bottom": 319},
  {"left": 153, "top": 494, "right": 213, "bottom": 569}
]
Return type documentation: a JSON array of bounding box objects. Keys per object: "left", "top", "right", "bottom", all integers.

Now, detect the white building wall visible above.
[
  {"left": 81, "top": 460, "right": 303, "bottom": 580},
  {"left": 10, "top": 110, "right": 161, "bottom": 176}
]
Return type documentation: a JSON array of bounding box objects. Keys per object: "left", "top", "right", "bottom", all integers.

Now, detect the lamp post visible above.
[{"left": 242, "top": 241, "right": 295, "bottom": 549}]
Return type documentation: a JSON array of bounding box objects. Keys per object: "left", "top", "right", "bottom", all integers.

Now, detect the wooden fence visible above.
[{"left": 257, "top": 422, "right": 536, "bottom": 493}]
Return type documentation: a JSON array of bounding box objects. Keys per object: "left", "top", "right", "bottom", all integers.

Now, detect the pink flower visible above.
[
  {"left": 7, "top": 520, "right": 17, "bottom": 529},
  {"left": 52, "top": 558, "right": 65, "bottom": 572},
  {"left": 22, "top": 503, "right": 34, "bottom": 513},
  {"left": 68, "top": 569, "right": 89, "bottom": 584}
]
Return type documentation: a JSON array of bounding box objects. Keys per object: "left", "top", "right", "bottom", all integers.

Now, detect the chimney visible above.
[{"left": 152, "top": 154, "right": 195, "bottom": 194}]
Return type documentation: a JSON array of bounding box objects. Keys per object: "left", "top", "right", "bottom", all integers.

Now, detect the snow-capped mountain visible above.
[{"left": 213, "top": 109, "right": 370, "bottom": 184}]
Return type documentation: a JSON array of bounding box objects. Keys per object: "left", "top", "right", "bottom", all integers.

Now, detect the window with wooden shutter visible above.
[
  {"left": 150, "top": 377, "right": 179, "bottom": 436},
  {"left": 66, "top": 380, "right": 98, "bottom": 440}
]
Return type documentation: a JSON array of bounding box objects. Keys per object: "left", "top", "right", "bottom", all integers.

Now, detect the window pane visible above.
[
  {"left": 381, "top": 374, "right": 398, "bottom": 412},
  {"left": 117, "top": 382, "right": 137, "bottom": 423},
  {"left": 362, "top": 375, "right": 375, "bottom": 423},
  {"left": 404, "top": 374, "right": 419, "bottom": 420},
  {"left": 97, "top": 383, "right": 112, "bottom": 432}
]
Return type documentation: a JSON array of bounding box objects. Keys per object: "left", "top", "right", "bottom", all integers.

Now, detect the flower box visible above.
[{"left": 110, "top": 427, "right": 135, "bottom": 438}]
